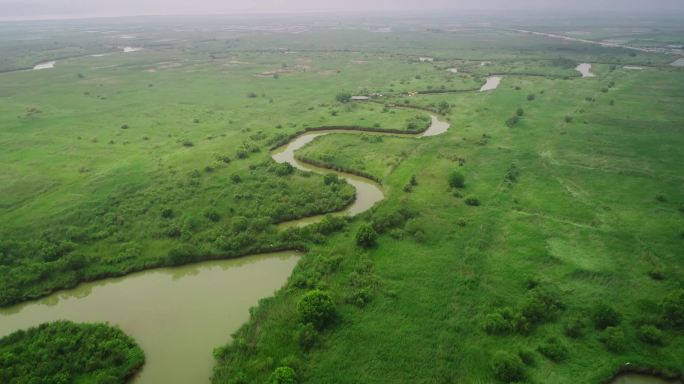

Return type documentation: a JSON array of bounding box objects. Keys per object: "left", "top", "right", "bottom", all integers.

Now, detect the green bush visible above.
[
  {"left": 269, "top": 366, "right": 297, "bottom": 384},
  {"left": 161, "top": 208, "right": 174, "bottom": 219},
  {"left": 505, "top": 115, "right": 520, "bottom": 128},
  {"left": 521, "top": 287, "right": 565, "bottom": 324},
  {"left": 336, "top": 92, "right": 352, "bottom": 103},
  {"left": 204, "top": 208, "right": 220, "bottom": 222},
  {"left": 593, "top": 303, "right": 621, "bottom": 329},
  {"left": 0, "top": 321, "right": 144, "bottom": 384},
  {"left": 637, "top": 324, "right": 664, "bottom": 345},
  {"left": 465, "top": 196, "right": 481, "bottom": 206},
  {"left": 355, "top": 224, "right": 378, "bottom": 248},
  {"left": 297, "top": 290, "right": 336, "bottom": 330},
  {"left": 563, "top": 316, "right": 587, "bottom": 338},
  {"left": 296, "top": 323, "right": 318, "bottom": 351},
  {"left": 537, "top": 337, "right": 568, "bottom": 362},
  {"left": 661, "top": 289, "right": 684, "bottom": 327},
  {"left": 491, "top": 351, "right": 526, "bottom": 383},
  {"left": 517, "top": 348, "right": 536, "bottom": 366},
  {"left": 483, "top": 308, "right": 530, "bottom": 335},
  {"left": 516, "top": 108, "right": 524, "bottom": 117},
  {"left": 600, "top": 326, "right": 626, "bottom": 352},
  {"left": 449, "top": 171, "right": 465, "bottom": 188}
]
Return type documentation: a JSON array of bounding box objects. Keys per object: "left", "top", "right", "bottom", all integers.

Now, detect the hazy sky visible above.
[{"left": 1, "top": 0, "right": 683, "bottom": 20}]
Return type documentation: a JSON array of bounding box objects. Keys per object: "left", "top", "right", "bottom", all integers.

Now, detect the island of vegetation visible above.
[{"left": 0, "top": 321, "right": 145, "bottom": 384}]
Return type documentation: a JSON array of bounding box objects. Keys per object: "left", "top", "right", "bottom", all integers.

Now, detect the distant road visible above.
[{"left": 511, "top": 29, "right": 681, "bottom": 55}]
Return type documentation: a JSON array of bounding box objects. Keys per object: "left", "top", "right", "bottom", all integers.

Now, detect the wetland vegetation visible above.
[{"left": 0, "top": 9, "right": 683, "bottom": 384}]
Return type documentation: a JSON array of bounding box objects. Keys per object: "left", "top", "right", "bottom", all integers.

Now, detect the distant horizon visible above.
[
  {"left": 1, "top": 0, "right": 684, "bottom": 22},
  {"left": 2, "top": 9, "right": 684, "bottom": 24}
]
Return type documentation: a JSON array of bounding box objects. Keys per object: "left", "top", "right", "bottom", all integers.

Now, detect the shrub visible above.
[
  {"left": 537, "top": 337, "right": 568, "bottom": 362},
  {"left": 269, "top": 367, "right": 297, "bottom": 384},
  {"left": 516, "top": 108, "right": 524, "bottom": 117},
  {"left": 505, "top": 115, "right": 520, "bottom": 128},
  {"left": 593, "top": 303, "right": 621, "bottom": 329},
  {"left": 521, "top": 287, "right": 565, "bottom": 324},
  {"left": 410, "top": 175, "right": 418, "bottom": 186},
  {"left": 661, "top": 289, "right": 684, "bottom": 327},
  {"left": 564, "top": 115, "right": 573, "bottom": 123},
  {"left": 167, "top": 244, "right": 198, "bottom": 264},
  {"left": 637, "top": 324, "right": 664, "bottom": 345},
  {"left": 323, "top": 173, "right": 340, "bottom": 185},
  {"left": 601, "top": 326, "right": 626, "bottom": 352},
  {"left": 491, "top": 351, "right": 526, "bottom": 383},
  {"left": 655, "top": 194, "right": 667, "bottom": 203},
  {"left": 517, "top": 348, "right": 536, "bottom": 366},
  {"left": 296, "top": 323, "right": 318, "bottom": 351},
  {"left": 336, "top": 92, "right": 352, "bottom": 103},
  {"left": 483, "top": 308, "right": 530, "bottom": 335},
  {"left": 465, "top": 196, "right": 481, "bottom": 206},
  {"left": 356, "top": 224, "right": 378, "bottom": 248},
  {"left": 247, "top": 92, "right": 258, "bottom": 98},
  {"left": 230, "top": 174, "right": 241, "bottom": 184},
  {"left": 182, "top": 139, "right": 194, "bottom": 147},
  {"left": 564, "top": 316, "right": 587, "bottom": 338},
  {"left": 204, "top": 209, "right": 220, "bottom": 222},
  {"left": 483, "top": 312, "right": 513, "bottom": 335},
  {"left": 120, "top": 124, "right": 129, "bottom": 129},
  {"left": 298, "top": 290, "right": 336, "bottom": 330},
  {"left": 161, "top": 208, "right": 174, "bottom": 219},
  {"left": 527, "top": 94, "right": 536, "bottom": 101},
  {"left": 449, "top": 171, "right": 465, "bottom": 188}
]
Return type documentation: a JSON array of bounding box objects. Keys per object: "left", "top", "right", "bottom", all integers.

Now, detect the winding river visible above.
[
  {"left": 272, "top": 112, "right": 450, "bottom": 227},
  {"left": 0, "top": 108, "right": 450, "bottom": 383}
]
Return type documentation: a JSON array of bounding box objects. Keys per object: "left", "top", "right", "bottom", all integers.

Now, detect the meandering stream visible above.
[
  {"left": 0, "top": 107, "right": 450, "bottom": 383},
  {"left": 272, "top": 112, "right": 450, "bottom": 227}
]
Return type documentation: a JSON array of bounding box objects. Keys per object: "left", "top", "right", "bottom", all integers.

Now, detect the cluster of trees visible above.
[
  {"left": 487, "top": 289, "right": 684, "bottom": 382},
  {"left": 0, "top": 155, "right": 357, "bottom": 307},
  {"left": 0, "top": 321, "right": 144, "bottom": 384},
  {"left": 405, "top": 115, "right": 431, "bottom": 131}
]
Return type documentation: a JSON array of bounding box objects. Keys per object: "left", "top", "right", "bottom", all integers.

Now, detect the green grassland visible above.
[{"left": 1, "top": 15, "right": 683, "bottom": 384}]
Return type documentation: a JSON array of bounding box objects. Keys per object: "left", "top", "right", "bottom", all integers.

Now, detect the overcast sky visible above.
[{"left": 1, "top": 0, "right": 683, "bottom": 21}]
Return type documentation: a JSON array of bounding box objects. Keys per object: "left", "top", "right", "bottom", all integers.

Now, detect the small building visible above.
[
  {"left": 419, "top": 57, "right": 434, "bottom": 62},
  {"left": 351, "top": 96, "right": 370, "bottom": 101}
]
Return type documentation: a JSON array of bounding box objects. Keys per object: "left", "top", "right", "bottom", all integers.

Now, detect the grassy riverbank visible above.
[
  {"left": 1, "top": 15, "right": 682, "bottom": 384},
  {"left": 213, "top": 56, "right": 684, "bottom": 383}
]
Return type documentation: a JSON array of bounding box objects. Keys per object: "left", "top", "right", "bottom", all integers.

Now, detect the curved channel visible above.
[{"left": 272, "top": 111, "right": 450, "bottom": 228}]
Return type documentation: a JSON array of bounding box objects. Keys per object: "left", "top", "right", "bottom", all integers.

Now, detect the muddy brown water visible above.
[{"left": 0, "top": 252, "right": 301, "bottom": 383}]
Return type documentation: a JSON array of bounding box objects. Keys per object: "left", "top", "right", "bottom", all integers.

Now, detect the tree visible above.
[
  {"left": 449, "top": 171, "right": 465, "bottom": 188},
  {"left": 438, "top": 101, "right": 451, "bottom": 114},
  {"left": 537, "top": 337, "right": 568, "bottom": 362},
  {"left": 505, "top": 115, "right": 520, "bottom": 128},
  {"left": 298, "top": 290, "right": 336, "bottom": 330},
  {"left": 593, "top": 303, "right": 621, "bottom": 329},
  {"left": 516, "top": 108, "right": 524, "bottom": 117},
  {"left": 269, "top": 367, "right": 297, "bottom": 384},
  {"left": 491, "top": 351, "right": 526, "bottom": 383},
  {"left": 601, "top": 326, "right": 626, "bottom": 352},
  {"left": 336, "top": 92, "right": 352, "bottom": 103},
  {"left": 356, "top": 224, "right": 378, "bottom": 248},
  {"left": 465, "top": 196, "right": 481, "bottom": 206},
  {"left": 637, "top": 325, "right": 664, "bottom": 345}
]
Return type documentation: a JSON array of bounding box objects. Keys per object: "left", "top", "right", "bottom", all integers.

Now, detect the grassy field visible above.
[{"left": 1, "top": 14, "right": 683, "bottom": 384}]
